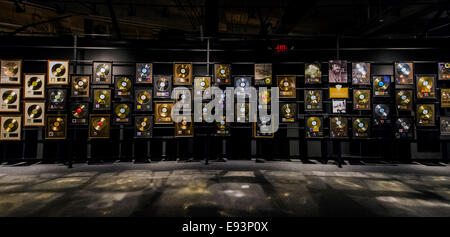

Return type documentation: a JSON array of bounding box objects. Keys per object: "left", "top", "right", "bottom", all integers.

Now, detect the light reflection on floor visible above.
[{"left": 0, "top": 161, "right": 448, "bottom": 217}]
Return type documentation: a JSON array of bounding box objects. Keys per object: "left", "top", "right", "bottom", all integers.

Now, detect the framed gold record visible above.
[
  {"left": 154, "top": 102, "right": 174, "bottom": 124},
  {"left": 88, "top": 114, "right": 110, "bottom": 139},
  {"left": 0, "top": 87, "right": 21, "bottom": 112},
  {"left": 330, "top": 117, "right": 348, "bottom": 138},
  {"left": 441, "top": 89, "right": 450, "bottom": 108},
  {"left": 280, "top": 103, "right": 296, "bottom": 123},
  {"left": 352, "top": 117, "right": 370, "bottom": 138},
  {"left": 253, "top": 115, "right": 274, "bottom": 138},
  {"left": 70, "top": 102, "right": 89, "bottom": 125},
  {"left": 304, "top": 90, "right": 322, "bottom": 111},
  {"left": 416, "top": 104, "right": 435, "bottom": 126},
  {"left": 1, "top": 59, "right": 22, "bottom": 85},
  {"left": 194, "top": 76, "right": 211, "bottom": 97},
  {"left": 135, "top": 115, "right": 153, "bottom": 138},
  {"left": 254, "top": 63, "right": 272, "bottom": 86},
  {"left": 23, "top": 74, "right": 45, "bottom": 99},
  {"left": 113, "top": 103, "right": 132, "bottom": 125},
  {"left": 277, "top": 75, "right": 296, "bottom": 98},
  {"left": 0, "top": 115, "right": 21, "bottom": 141},
  {"left": 395, "top": 89, "right": 413, "bottom": 111},
  {"left": 395, "top": 62, "right": 414, "bottom": 85},
  {"left": 92, "top": 61, "right": 112, "bottom": 84},
  {"left": 416, "top": 74, "right": 436, "bottom": 99},
  {"left": 174, "top": 115, "right": 194, "bottom": 137},
  {"left": 305, "top": 116, "right": 323, "bottom": 138},
  {"left": 153, "top": 75, "right": 172, "bottom": 99},
  {"left": 47, "top": 88, "right": 67, "bottom": 111},
  {"left": 71, "top": 75, "right": 90, "bottom": 98},
  {"left": 47, "top": 60, "right": 69, "bottom": 85},
  {"left": 114, "top": 75, "right": 133, "bottom": 98},
  {"left": 305, "top": 63, "right": 322, "bottom": 84},
  {"left": 45, "top": 114, "right": 67, "bottom": 140},
  {"left": 372, "top": 75, "right": 391, "bottom": 97},
  {"left": 353, "top": 89, "right": 371, "bottom": 110},
  {"left": 173, "top": 62, "right": 193, "bottom": 85},
  {"left": 136, "top": 63, "right": 153, "bottom": 84},
  {"left": 93, "top": 89, "right": 111, "bottom": 110},
  {"left": 135, "top": 88, "right": 152, "bottom": 112},
  {"left": 214, "top": 64, "right": 232, "bottom": 85},
  {"left": 23, "top": 101, "right": 45, "bottom": 127},
  {"left": 438, "top": 62, "right": 450, "bottom": 80}
]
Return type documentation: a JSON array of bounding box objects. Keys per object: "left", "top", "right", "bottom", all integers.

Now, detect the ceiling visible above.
[{"left": 0, "top": 0, "right": 448, "bottom": 40}]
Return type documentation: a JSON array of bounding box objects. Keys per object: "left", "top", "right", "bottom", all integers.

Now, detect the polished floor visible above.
[{"left": 0, "top": 160, "right": 449, "bottom": 217}]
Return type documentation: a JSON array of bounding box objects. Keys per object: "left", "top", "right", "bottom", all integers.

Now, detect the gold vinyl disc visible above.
[
  {"left": 3, "top": 118, "right": 18, "bottom": 132},
  {"left": 158, "top": 104, "right": 171, "bottom": 118},
  {"left": 176, "top": 64, "right": 190, "bottom": 78},
  {"left": 418, "top": 76, "right": 433, "bottom": 90},
  {"left": 418, "top": 105, "right": 433, "bottom": 119},
  {"left": 278, "top": 78, "right": 291, "bottom": 91},
  {"left": 72, "top": 104, "right": 87, "bottom": 118},
  {"left": 137, "top": 117, "right": 150, "bottom": 131},
  {"left": 354, "top": 119, "right": 368, "bottom": 133},
  {"left": 281, "top": 104, "right": 294, "bottom": 118},
  {"left": 74, "top": 77, "right": 88, "bottom": 90},
  {"left": 216, "top": 65, "right": 230, "bottom": 78},
  {"left": 137, "top": 91, "right": 150, "bottom": 104},
  {"left": 2, "top": 90, "right": 17, "bottom": 104},
  {"left": 51, "top": 64, "right": 66, "bottom": 77},
  {"left": 306, "top": 90, "right": 320, "bottom": 104},
  {"left": 96, "top": 90, "right": 109, "bottom": 104},
  {"left": 115, "top": 104, "right": 130, "bottom": 118},
  {"left": 355, "top": 90, "right": 369, "bottom": 104},
  {"left": 28, "top": 77, "right": 42, "bottom": 90},
  {"left": 331, "top": 117, "right": 345, "bottom": 129},
  {"left": 51, "top": 118, "right": 64, "bottom": 132},
  {"left": 156, "top": 77, "right": 169, "bottom": 91},
  {"left": 199, "top": 78, "right": 210, "bottom": 89},
  {"left": 307, "top": 117, "right": 321, "bottom": 130},
  {"left": 374, "top": 77, "right": 388, "bottom": 91},
  {"left": 93, "top": 117, "right": 107, "bottom": 131},
  {"left": 397, "top": 90, "right": 411, "bottom": 105},
  {"left": 96, "top": 64, "right": 110, "bottom": 77},
  {"left": 117, "top": 77, "right": 131, "bottom": 91},
  {"left": 27, "top": 105, "right": 42, "bottom": 119},
  {"left": 4, "top": 63, "right": 19, "bottom": 77}
]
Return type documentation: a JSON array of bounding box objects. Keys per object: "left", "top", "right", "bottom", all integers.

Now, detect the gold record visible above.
[
  {"left": 95, "top": 90, "right": 110, "bottom": 104},
  {"left": 176, "top": 64, "right": 190, "bottom": 78},
  {"left": 72, "top": 104, "right": 87, "bottom": 118},
  {"left": 51, "top": 117, "right": 64, "bottom": 132},
  {"left": 331, "top": 117, "right": 345, "bottom": 129},
  {"left": 216, "top": 65, "right": 230, "bottom": 78},
  {"left": 306, "top": 90, "right": 320, "bottom": 104},
  {"left": 115, "top": 104, "right": 130, "bottom": 118},
  {"left": 281, "top": 104, "right": 294, "bottom": 118},
  {"left": 2, "top": 90, "right": 17, "bottom": 104},
  {"left": 51, "top": 64, "right": 66, "bottom": 77},
  {"left": 354, "top": 118, "right": 368, "bottom": 133},
  {"left": 198, "top": 77, "right": 210, "bottom": 89},
  {"left": 397, "top": 90, "right": 411, "bottom": 105},
  {"left": 418, "top": 76, "right": 433, "bottom": 90},
  {"left": 27, "top": 105, "right": 42, "bottom": 118},
  {"left": 4, "top": 63, "right": 19, "bottom": 77},
  {"left": 374, "top": 77, "right": 388, "bottom": 91},
  {"left": 3, "top": 118, "right": 18, "bottom": 132},
  {"left": 116, "top": 77, "right": 131, "bottom": 91},
  {"left": 93, "top": 117, "right": 107, "bottom": 131},
  {"left": 28, "top": 77, "right": 42, "bottom": 90},
  {"left": 96, "top": 64, "right": 110, "bottom": 78},
  {"left": 137, "top": 117, "right": 151, "bottom": 131},
  {"left": 74, "top": 77, "right": 88, "bottom": 90},
  {"left": 137, "top": 91, "right": 151, "bottom": 104},
  {"left": 158, "top": 104, "right": 171, "bottom": 117},
  {"left": 307, "top": 117, "right": 321, "bottom": 130},
  {"left": 418, "top": 105, "right": 433, "bottom": 120},
  {"left": 278, "top": 78, "right": 291, "bottom": 91},
  {"left": 355, "top": 90, "right": 369, "bottom": 104}
]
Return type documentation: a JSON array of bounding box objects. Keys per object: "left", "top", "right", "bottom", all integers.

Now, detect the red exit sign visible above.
[{"left": 273, "top": 43, "right": 291, "bottom": 53}]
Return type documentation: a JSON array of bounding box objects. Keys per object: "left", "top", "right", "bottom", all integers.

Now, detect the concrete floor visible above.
[{"left": 0, "top": 160, "right": 449, "bottom": 217}]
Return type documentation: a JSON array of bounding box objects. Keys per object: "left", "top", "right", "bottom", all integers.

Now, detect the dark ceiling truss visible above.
[{"left": 9, "top": 14, "right": 72, "bottom": 36}]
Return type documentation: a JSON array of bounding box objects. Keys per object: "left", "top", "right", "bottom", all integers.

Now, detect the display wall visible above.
[{"left": 0, "top": 36, "right": 449, "bottom": 163}]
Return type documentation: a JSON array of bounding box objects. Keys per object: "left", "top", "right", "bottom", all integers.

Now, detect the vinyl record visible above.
[
  {"left": 93, "top": 117, "right": 107, "bottom": 131},
  {"left": 95, "top": 64, "right": 110, "bottom": 78},
  {"left": 235, "top": 77, "right": 250, "bottom": 88},
  {"left": 50, "top": 90, "right": 65, "bottom": 104},
  {"left": 354, "top": 118, "right": 368, "bottom": 133},
  {"left": 176, "top": 64, "right": 190, "bottom": 78},
  {"left": 136, "top": 91, "right": 150, "bottom": 104},
  {"left": 354, "top": 63, "right": 368, "bottom": 79},
  {"left": 4, "top": 62, "right": 19, "bottom": 77},
  {"left": 418, "top": 76, "right": 433, "bottom": 90},
  {"left": 116, "top": 77, "right": 131, "bottom": 91},
  {"left": 72, "top": 104, "right": 87, "bottom": 118},
  {"left": 306, "top": 90, "right": 320, "bottom": 104},
  {"left": 307, "top": 117, "right": 321, "bottom": 130},
  {"left": 396, "top": 63, "right": 411, "bottom": 76},
  {"left": 27, "top": 104, "right": 42, "bottom": 119},
  {"left": 51, "top": 117, "right": 64, "bottom": 132},
  {"left": 51, "top": 64, "right": 66, "bottom": 77},
  {"left": 374, "top": 77, "right": 388, "bottom": 91},
  {"left": 138, "top": 64, "right": 152, "bottom": 77},
  {"left": 355, "top": 90, "right": 369, "bottom": 104},
  {"left": 2, "top": 90, "right": 17, "bottom": 104},
  {"left": 3, "top": 118, "right": 18, "bottom": 132},
  {"left": 397, "top": 90, "right": 411, "bottom": 105},
  {"left": 396, "top": 118, "right": 411, "bottom": 132},
  {"left": 137, "top": 117, "right": 151, "bottom": 131},
  {"left": 374, "top": 104, "right": 390, "bottom": 118},
  {"left": 418, "top": 105, "right": 433, "bottom": 119},
  {"left": 305, "top": 64, "right": 321, "bottom": 79},
  {"left": 156, "top": 77, "right": 169, "bottom": 91},
  {"left": 74, "top": 77, "right": 88, "bottom": 90},
  {"left": 115, "top": 104, "right": 130, "bottom": 118},
  {"left": 199, "top": 77, "right": 210, "bottom": 89},
  {"left": 158, "top": 104, "right": 171, "bottom": 117},
  {"left": 278, "top": 78, "right": 292, "bottom": 91},
  {"left": 27, "top": 77, "right": 42, "bottom": 90},
  {"left": 331, "top": 117, "right": 345, "bottom": 129},
  {"left": 281, "top": 104, "right": 294, "bottom": 118},
  {"left": 216, "top": 65, "right": 230, "bottom": 78},
  {"left": 95, "top": 90, "right": 109, "bottom": 104}
]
